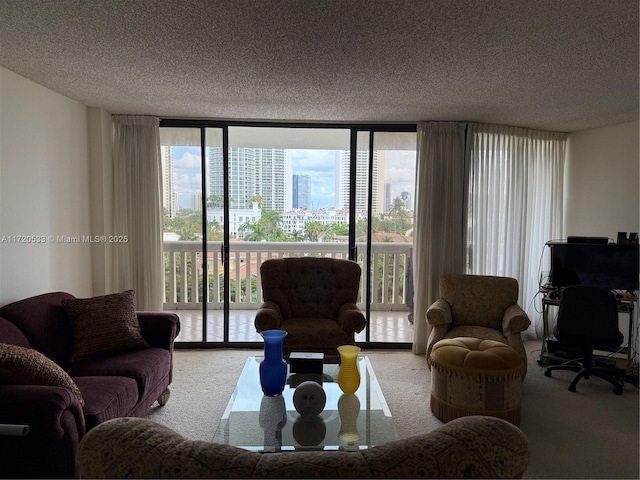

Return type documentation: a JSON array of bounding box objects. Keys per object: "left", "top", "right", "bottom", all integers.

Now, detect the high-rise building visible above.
[
  {"left": 336, "top": 150, "right": 384, "bottom": 215},
  {"left": 371, "top": 151, "right": 385, "bottom": 216},
  {"left": 161, "top": 146, "right": 177, "bottom": 218},
  {"left": 292, "top": 174, "right": 310, "bottom": 209},
  {"left": 254, "top": 148, "right": 289, "bottom": 211},
  {"left": 384, "top": 182, "right": 392, "bottom": 213},
  {"left": 190, "top": 192, "right": 203, "bottom": 212},
  {"left": 208, "top": 147, "right": 255, "bottom": 210},
  {"left": 400, "top": 191, "right": 412, "bottom": 209},
  {"left": 207, "top": 147, "right": 290, "bottom": 212}
]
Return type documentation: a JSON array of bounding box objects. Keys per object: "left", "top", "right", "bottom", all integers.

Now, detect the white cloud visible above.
[
  {"left": 291, "top": 150, "right": 337, "bottom": 174},
  {"left": 382, "top": 151, "right": 416, "bottom": 206},
  {"left": 174, "top": 151, "right": 201, "bottom": 169},
  {"left": 173, "top": 172, "right": 202, "bottom": 194},
  {"left": 386, "top": 165, "right": 415, "bottom": 183}
]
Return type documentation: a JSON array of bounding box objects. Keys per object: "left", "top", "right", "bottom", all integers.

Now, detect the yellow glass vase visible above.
[
  {"left": 337, "top": 345, "right": 361, "bottom": 394},
  {"left": 338, "top": 393, "right": 360, "bottom": 450}
]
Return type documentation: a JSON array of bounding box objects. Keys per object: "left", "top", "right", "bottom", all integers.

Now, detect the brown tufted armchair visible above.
[
  {"left": 255, "top": 257, "right": 366, "bottom": 356},
  {"left": 426, "top": 274, "right": 531, "bottom": 376}
]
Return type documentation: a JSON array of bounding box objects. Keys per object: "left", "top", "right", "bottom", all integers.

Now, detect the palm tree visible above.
[
  {"left": 207, "top": 194, "right": 223, "bottom": 208},
  {"left": 389, "top": 197, "right": 410, "bottom": 234},
  {"left": 238, "top": 211, "right": 285, "bottom": 241},
  {"left": 250, "top": 195, "right": 262, "bottom": 208},
  {"left": 238, "top": 220, "right": 265, "bottom": 241},
  {"left": 304, "top": 221, "right": 325, "bottom": 242},
  {"left": 207, "top": 219, "right": 222, "bottom": 241},
  {"left": 289, "top": 229, "right": 304, "bottom": 241}
]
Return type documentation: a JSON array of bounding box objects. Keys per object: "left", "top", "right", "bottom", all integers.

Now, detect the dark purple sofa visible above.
[{"left": 0, "top": 292, "right": 180, "bottom": 479}]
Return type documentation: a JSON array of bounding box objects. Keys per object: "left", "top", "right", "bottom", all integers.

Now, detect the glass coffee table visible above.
[{"left": 213, "top": 356, "right": 398, "bottom": 452}]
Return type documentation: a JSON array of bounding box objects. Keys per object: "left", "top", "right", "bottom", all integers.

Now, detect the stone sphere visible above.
[{"left": 293, "top": 381, "right": 326, "bottom": 417}]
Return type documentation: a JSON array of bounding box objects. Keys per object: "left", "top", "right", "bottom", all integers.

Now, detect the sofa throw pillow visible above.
[
  {"left": 0, "top": 343, "right": 85, "bottom": 406},
  {"left": 62, "top": 290, "right": 149, "bottom": 364}
]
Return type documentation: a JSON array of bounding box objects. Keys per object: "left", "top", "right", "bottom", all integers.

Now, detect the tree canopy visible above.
[{"left": 165, "top": 194, "right": 411, "bottom": 243}]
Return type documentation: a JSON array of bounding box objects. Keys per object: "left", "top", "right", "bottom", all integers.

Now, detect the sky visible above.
[
  {"left": 170, "top": 147, "right": 415, "bottom": 210},
  {"left": 290, "top": 149, "right": 338, "bottom": 209},
  {"left": 172, "top": 146, "right": 201, "bottom": 206}
]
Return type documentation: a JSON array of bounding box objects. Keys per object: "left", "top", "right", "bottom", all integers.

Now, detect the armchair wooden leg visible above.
[{"left": 157, "top": 388, "right": 171, "bottom": 406}]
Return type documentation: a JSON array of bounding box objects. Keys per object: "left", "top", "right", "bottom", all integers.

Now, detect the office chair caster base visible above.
[
  {"left": 568, "top": 384, "right": 577, "bottom": 392},
  {"left": 613, "top": 386, "right": 623, "bottom": 395},
  {"left": 544, "top": 370, "right": 552, "bottom": 377}
]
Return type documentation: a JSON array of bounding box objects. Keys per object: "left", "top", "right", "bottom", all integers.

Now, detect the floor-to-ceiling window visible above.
[
  {"left": 160, "top": 121, "right": 416, "bottom": 348},
  {"left": 356, "top": 131, "right": 417, "bottom": 342}
]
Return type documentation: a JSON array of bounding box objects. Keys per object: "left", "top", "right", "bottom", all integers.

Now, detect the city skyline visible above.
[{"left": 165, "top": 146, "right": 415, "bottom": 214}]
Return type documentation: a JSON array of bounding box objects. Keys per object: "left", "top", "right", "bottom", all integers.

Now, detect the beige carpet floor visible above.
[{"left": 145, "top": 341, "right": 639, "bottom": 479}]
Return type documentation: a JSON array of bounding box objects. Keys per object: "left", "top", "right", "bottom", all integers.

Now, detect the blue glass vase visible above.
[{"left": 259, "top": 330, "right": 288, "bottom": 396}]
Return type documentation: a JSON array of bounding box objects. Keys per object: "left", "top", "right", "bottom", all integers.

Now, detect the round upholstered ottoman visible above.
[{"left": 428, "top": 337, "right": 525, "bottom": 425}]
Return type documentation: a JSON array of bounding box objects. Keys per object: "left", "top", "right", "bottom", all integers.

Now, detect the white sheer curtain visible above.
[
  {"left": 412, "top": 122, "right": 468, "bottom": 354},
  {"left": 112, "top": 115, "right": 164, "bottom": 310},
  {"left": 466, "top": 123, "right": 567, "bottom": 339}
]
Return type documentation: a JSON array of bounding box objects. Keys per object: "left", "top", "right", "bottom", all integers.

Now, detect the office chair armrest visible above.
[
  {"left": 337, "top": 303, "right": 366, "bottom": 333},
  {"left": 255, "top": 301, "right": 283, "bottom": 331},
  {"left": 502, "top": 304, "right": 531, "bottom": 335},
  {"left": 426, "top": 299, "right": 452, "bottom": 327}
]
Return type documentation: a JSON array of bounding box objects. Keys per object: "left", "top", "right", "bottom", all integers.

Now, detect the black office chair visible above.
[{"left": 544, "top": 285, "right": 625, "bottom": 395}]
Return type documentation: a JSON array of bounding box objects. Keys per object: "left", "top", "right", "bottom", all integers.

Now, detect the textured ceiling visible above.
[{"left": 0, "top": 0, "right": 637, "bottom": 132}]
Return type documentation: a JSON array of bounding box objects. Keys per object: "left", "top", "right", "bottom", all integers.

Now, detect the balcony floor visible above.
[{"left": 169, "top": 309, "right": 414, "bottom": 344}]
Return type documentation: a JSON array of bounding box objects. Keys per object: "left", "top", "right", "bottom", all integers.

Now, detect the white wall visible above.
[
  {"left": 565, "top": 120, "right": 640, "bottom": 349},
  {"left": 565, "top": 120, "right": 639, "bottom": 240},
  {"left": 0, "top": 67, "right": 93, "bottom": 304}
]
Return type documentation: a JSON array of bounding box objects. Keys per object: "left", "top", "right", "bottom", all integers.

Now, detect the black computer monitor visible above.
[
  {"left": 566, "top": 236, "right": 609, "bottom": 244},
  {"left": 549, "top": 243, "right": 639, "bottom": 291}
]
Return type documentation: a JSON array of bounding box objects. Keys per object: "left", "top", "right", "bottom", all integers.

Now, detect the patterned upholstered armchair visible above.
[
  {"left": 255, "top": 257, "right": 366, "bottom": 356},
  {"left": 77, "top": 416, "right": 531, "bottom": 479},
  {"left": 426, "top": 274, "right": 531, "bottom": 376}
]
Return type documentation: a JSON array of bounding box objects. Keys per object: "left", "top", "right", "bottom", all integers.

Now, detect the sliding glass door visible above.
[
  {"left": 160, "top": 127, "right": 225, "bottom": 342},
  {"left": 160, "top": 121, "right": 416, "bottom": 347},
  {"left": 352, "top": 131, "right": 417, "bottom": 343}
]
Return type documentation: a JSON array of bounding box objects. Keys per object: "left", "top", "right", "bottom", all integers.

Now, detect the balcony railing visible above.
[{"left": 163, "top": 241, "right": 413, "bottom": 312}]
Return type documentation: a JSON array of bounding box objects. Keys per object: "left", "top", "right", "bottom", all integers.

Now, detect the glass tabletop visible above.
[{"left": 213, "top": 356, "right": 398, "bottom": 452}]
